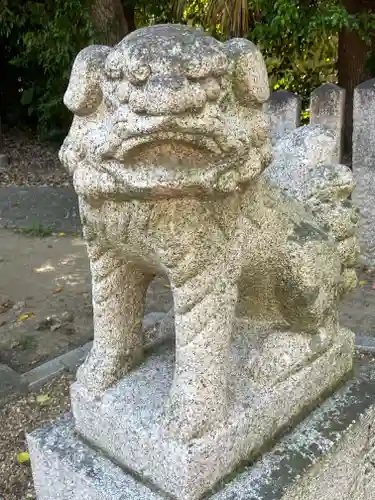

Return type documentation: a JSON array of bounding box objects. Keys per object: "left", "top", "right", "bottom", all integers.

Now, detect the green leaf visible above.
[
  {"left": 18, "top": 312, "right": 35, "bottom": 322},
  {"left": 36, "top": 394, "right": 50, "bottom": 404},
  {"left": 17, "top": 451, "right": 30, "bottom": 464},
  {"left": 20, "top": 87, "right": 34, "bottom": 106}
]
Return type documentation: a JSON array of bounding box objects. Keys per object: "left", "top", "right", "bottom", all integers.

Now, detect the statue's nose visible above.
[{"left": 128, "top": 73, "right": 207, "bottom": 115}]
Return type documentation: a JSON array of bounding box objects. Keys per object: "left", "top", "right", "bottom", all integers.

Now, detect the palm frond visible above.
[
  {"left": 206, "top": 0, "right": 249, "bottom": 37},
  {"left": 170, "top": 0, "right": 249, "bottom": 38},
  {"left": 171, "top": 0, "right": 190, "bottom": 20}
]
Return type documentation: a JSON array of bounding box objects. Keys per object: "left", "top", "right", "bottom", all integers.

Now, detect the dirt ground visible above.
[{"left": 0, "top": 228, "right": 172, "bottom": 373}]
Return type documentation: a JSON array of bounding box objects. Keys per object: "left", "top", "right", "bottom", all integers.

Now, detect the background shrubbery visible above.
[{"left": 0, "top": 0, "right": 374, "bottom": 147}]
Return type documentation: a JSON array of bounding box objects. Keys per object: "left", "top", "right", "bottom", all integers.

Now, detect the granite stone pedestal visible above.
[
  {"left": 28, "top": 358, "right": 375, "bottom": 500},
  {"left": 68, "top": 328, "right": 353, "bottom": 500}
]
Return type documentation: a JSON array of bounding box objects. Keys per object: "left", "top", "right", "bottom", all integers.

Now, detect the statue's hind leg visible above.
[
  {"left": 240, "top": 233, "right": 344, "bottom": 386},
  {"left": 77, "top": 239, "right": 153, "bottom": 396}
]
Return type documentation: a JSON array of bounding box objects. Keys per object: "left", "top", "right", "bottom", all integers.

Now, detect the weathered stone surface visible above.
[
  {"left": 28, "top": 359, "right": 375, "bottom": 500},
  {"left": 49, "top": 23, "right": 359, "bottom": 499},
  {"left": 352, "top": 78, "right": 375, "bottom": 266},
  {"left": 309, "top": 83, "right": 346, "bottom": 163},
  {"left": 214, "top": 359, "right": 375, "bottom": 500},
  {"left": 60, "top": 28, "right": 274, "bottom": 441},
  {"left": 71, "top": 328, "right": 353, "bottom": 500},
  {"left": 264, "top": 90, "right": 301, "bottom": 144},
  {"left": 267, "top": 125, "right": 344, "bottom": 199},
  {"left": 28, "top": 414, "right": 164, "bottom": 500},
  {"left": 264, "top": 125, "right": 359, "bottom": 296}
]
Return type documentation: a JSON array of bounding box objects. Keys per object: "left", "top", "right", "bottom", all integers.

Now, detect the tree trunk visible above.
[
  {"left": 123, "top": 4, "right": 136, "bottom": 33},
  {"left": 337, "top": 0, "right": 375, "bottom": 160},
  {"left": 91, "top": 0, "right": 128, "bottom": 46}
]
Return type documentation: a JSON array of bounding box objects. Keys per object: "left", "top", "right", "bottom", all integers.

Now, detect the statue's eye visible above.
[
  {"left": 184, "top": 61, "right": 204, "bottom": 81},
  {"left": 116, "top": 80, "right": 131, "bottom": 103},
  {"left": 202, "top": 78, "right": 221, "bottom": 101},
  {"left": 211, "top": 52, "right": 228, "bottom": 77},
  {"left": 106, "top": 68, "right": 122, "bottom": 80},
  {"left": 127, "top": 64, "right": 151, "bottom": 85},
  {"left": 104, "top": 52, "right": 124, "bottom": 80}
]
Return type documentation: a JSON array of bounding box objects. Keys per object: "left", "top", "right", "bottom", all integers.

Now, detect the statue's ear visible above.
[
  {"left": 64, "top": 45, "right": 111, "bottom": 116},
  {"left": 224, "top": 39, "right": 270, "bottom": 106}
]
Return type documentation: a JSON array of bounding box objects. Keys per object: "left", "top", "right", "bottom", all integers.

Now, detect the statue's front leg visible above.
[
  {"left": 165, "top": 266, "right": 238, "bottom": 442},
  {"left": 78, "top": 239, "right": 152, "bottom": 396}
]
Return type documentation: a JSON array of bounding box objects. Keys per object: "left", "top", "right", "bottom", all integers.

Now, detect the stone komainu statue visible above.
[{"left": 60, "top": 25, "right": 358, "bottom": 441}]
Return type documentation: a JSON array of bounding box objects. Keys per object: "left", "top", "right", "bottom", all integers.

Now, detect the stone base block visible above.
[
  {"left": 28, "top": 359, "right": 375, "bottom": 500},
  {"left": 70, "top": 329, "right": 354, "bottom": 500}
]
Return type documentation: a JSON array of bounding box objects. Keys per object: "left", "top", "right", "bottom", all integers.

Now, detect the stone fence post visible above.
[
  {"left": 309, "top": 83, "right": 345, "bottom": 164},
  {"left": 264, "top": 91, "right": 301, "bottom": 145},
  {"left": 352, "top": 79, "right": 375, "bottom": 266}
]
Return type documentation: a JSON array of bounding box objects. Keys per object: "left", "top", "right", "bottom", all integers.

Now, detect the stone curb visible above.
[
  {"left": 0, "top": 312, "right": 170, "bottom": 403},
  {"left": 0, "top": 343, "right": 94, "bottom": 408},
  {"left": 21, "top": 341, "right": 93, "bottom": 392},
  {"left": 355, "top": 335, "right": 375, "bottom": 354},
  {"left": 0, "top": 186, "right": 81, "bottom": 234}
]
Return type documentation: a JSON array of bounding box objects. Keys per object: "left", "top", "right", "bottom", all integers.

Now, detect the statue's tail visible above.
[{"left": 264, "top": 125, "right": 359, "bottom": 295}]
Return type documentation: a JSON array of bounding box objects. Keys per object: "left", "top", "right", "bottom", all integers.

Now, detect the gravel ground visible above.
[
  {"left": 0, "top": 373, "right": 73, "bottom": 500},
  {"left": 0, "top": 132, "right": 70, "bottom": 187}
]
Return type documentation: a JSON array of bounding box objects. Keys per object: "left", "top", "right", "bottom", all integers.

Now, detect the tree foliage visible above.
[
  {"left": 1, "top": 0, "right": 375, "bottom": 140},
  {"left": 176, "top": 0, "right": 375, "bottom": 108},
  {"left": 0, "top": 0, "right": 99, "bottom": 139}
]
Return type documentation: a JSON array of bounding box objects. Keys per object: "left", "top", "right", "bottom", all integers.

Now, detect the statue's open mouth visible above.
[
  {"left": 97, "top": 114, "right": 246, "bottom": 161},
  {"left": 108, "top": 132, "right": 224, "bottom": 159},
  {"left": 84, "top": 119, "right": 247, "bottom": 197}
]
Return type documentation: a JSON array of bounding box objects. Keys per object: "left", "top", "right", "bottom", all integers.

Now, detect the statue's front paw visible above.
[
  {"left": 163, "top": 389, "right": 227, "bottom": 442},
  {"left": 339, "top": 268, "right": 358, "bottom": 296},
  {"left": 77, "top": 349, "right": 128, "bottom": 397}
]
